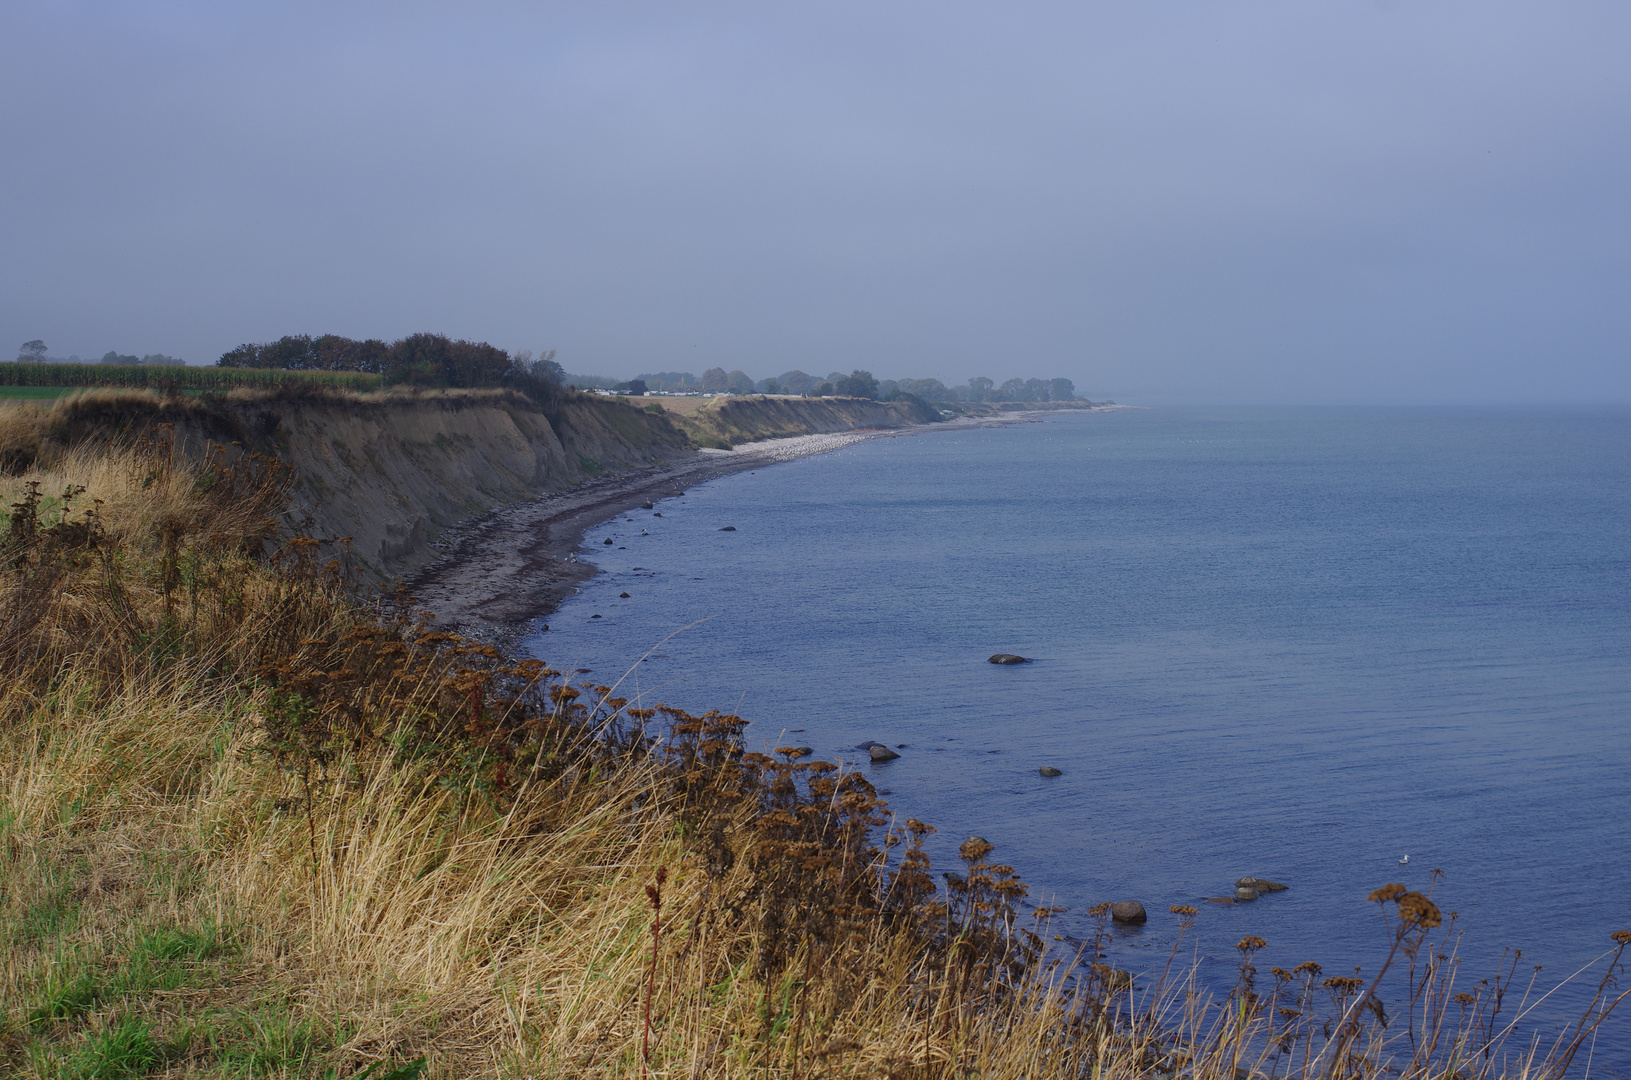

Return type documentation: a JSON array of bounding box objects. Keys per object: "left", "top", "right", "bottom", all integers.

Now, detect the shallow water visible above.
[{"left": 523, "top": 406, "right": 1631, "bottom": 1065}]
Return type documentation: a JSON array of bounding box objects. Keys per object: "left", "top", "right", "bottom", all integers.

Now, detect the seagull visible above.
[{"left": 1398, "top": 855, "right": 1409, "bottom": 865}]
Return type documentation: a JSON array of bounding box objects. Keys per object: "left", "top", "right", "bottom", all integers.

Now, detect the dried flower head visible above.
[
  {"left": 959, "top": 836, "right": 995, "bottom": 862},
  {"left": 1368, "top": 883, "right": 1406, "bottom": 903},
  {"left": 1237, "top": 936, "right": 1267, "bottom": 953},
  {"left": 1612, "top": 930, "right": 1631, "bottom": 945},
  {"left": 1293, "top": 961, "right": 1323, "bottom": 977},
  {"left": 1170, "top": 905, "right": 1198, "bottom": 917},
  {"left": 1396, "top": 891, "right": 1442, "bottom": 929}
]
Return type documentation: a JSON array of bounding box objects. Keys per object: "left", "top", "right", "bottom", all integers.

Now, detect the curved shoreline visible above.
[{"left": 402, "top": 411, "right": 1101, "bottom": 646}]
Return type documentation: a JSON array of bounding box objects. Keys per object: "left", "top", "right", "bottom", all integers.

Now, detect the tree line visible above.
[
  {"left": 616, "top": 367, "right": 1082, "bottom": 403},
  {"left": 217, "top": 333, "right": 566, "bottom": 394}
]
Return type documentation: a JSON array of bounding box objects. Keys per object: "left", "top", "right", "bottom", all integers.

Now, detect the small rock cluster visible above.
[{"left": 1204, "top": 877, "right": 1289, "bottom": 905}]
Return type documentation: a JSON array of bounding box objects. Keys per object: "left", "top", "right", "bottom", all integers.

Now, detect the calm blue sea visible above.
[{"left": 523, "top": 406, "right": 1631, "bottom": 1064}]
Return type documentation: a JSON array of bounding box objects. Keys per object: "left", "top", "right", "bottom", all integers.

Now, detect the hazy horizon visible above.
[{"left": 3, "top": 2, "right": 1627, "bottom": 406}]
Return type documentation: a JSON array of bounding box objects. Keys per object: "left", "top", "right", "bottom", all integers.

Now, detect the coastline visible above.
[{"left": 403, "top": 409, "right": 1118, "bottom": 646}]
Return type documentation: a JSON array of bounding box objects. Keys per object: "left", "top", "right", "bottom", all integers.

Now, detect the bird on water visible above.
[{"left": 1398, "top": 855, "right": 1409, "bottom": 865}]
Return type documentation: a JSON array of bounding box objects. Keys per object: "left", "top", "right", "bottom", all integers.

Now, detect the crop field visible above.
[{"left": 0, "top": 362, "right": 383, "bottom": 393}]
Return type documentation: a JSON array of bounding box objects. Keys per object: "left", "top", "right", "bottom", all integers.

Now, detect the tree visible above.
[
  {"left": 700, "top": 367, "right": 728, "bottom": 392},
  {"left": 966, "top": 376, "right": 993, "bottom": 402},
  {"left": 897, "top": 377, "right": 950, "bottom": 401},
  {"left": 777, "top": 370, "right": 816, "bottom": 396},
  {"left": 1049, "top": 377, "right": 1076, "bottom": 401},
  {"left": 994, "top": 378, "right": 1026, "bottom": 402},
  {"left": 624, "top": 379, "right": 648, "bottom": 396},
  {"left": 761, "top": 379, "right": 782, "bottom": 395},
  {"left": 17, "top": 340, "right": 47, "bottom": 361},
  {"left": 811, "top": 382, "right": 834, "bottom": 397},
  {"left": 725, "top": 369, "right": 756, "bottom": 394},
  {"left": 834, "top": 370, "right": 879, "bottom": 399}
]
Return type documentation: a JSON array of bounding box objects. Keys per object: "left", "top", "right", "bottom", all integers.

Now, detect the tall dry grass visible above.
[{"left": 1, "top": 430, "right": 1626, "bottom": 1079}]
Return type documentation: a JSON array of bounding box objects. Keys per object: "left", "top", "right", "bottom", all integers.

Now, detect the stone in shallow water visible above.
[
  {"left": 988, "top": 653, "right": 1030, "bottom": 665},
  {"left": 1235, "top": 887, "right": 1260, "bottom": 901},
  {"left": 1110, "top": 900, "right": 1147, "bottom": 924},
  {"left": 1039, "top": 767, "right": 1063, "bottom": 777},
  {"left": 1236, "top": 877, "right": 1288, "bottom": 892},
  {"left": 868, "top": 745, "right": 900, "bottom": 762}
]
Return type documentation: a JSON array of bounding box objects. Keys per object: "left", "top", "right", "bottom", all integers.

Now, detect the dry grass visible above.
[{"left": 1, "top": 436, "right": 1626, "bottom": 1080}]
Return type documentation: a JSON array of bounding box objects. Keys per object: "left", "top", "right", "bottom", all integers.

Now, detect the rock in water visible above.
[
  {"left": 1235, "top": 887, "right": 1260, "bottom": 901},
  {"left": 1039, "top": 767, "right": 1063, "bottom": 777},
  {"left": 988, "top": 653, "right": 1030, "bottom": 665},
  {"left": 1236, "top": 877, "right": 1288, "bottom": 892},
  {"left": 640, "top": 501, "right": 654, "bottom": 509},
  {"left": 869, "top": 745, "right": 901, "bottom": 762},
  {"left": 619, "top": 592, "right": 631, "bottom": 598},
  {"left": 603, "top": 538, "right": 614, "bottom": 544},
  {"left": 856, "top": 741, "right": 885, "bottom": 750},
  {"left": 1110, "top": 901, "right": 1148, "bottom": 924},
  {"left": 719, "top": 526, "right": 737, "bottom": 531},
  {"left": 1204, "top": 896, "right": 1237, "bottom": 905}
]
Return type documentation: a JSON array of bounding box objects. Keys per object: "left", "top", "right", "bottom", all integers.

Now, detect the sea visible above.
[{"left": 521, "top": 406, "right": 1631, "bottom": 1066}]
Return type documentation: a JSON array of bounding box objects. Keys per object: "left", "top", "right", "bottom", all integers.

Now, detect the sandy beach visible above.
[{"left": 401, "top": 413, "right": 1053, "bottom": 646}]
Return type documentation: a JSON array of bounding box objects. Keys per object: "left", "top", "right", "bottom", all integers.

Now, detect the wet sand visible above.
[{"left": 401, "top": 415, "right": 1062, "bottom": 647}]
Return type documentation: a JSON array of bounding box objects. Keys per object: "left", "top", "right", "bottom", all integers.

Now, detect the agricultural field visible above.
[{"left": 0, "top": 363, "right": 382, "bottom": 393}]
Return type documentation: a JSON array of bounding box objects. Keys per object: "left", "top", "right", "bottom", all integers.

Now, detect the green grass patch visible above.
[{"left": 0, "top": 386, "right": 76, "bottom": 399}]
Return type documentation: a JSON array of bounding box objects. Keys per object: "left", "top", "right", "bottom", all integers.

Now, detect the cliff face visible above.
[
  {"left": 242, "top": 391, "right": 690, "bottom": 577},
  {"left": 4, "top": 386, "right": 955, "bottom": 582},
  {"left": 659, "top": 394, "right": 940, "bottom": 447}
]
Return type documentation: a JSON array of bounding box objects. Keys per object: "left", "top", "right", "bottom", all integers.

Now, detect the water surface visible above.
[{"left": 524, "top": 406, "right": 1631, "bottom": 1064}]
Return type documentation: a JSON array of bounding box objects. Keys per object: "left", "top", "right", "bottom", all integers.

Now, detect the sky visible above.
[{"left": 2, "top": 2, "right": 1627, "bottom": 404}]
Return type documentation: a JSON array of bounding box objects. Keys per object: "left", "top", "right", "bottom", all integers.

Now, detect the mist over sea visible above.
[{"left": 523, "top": 406, "right": 1631, "bottom": 1062}]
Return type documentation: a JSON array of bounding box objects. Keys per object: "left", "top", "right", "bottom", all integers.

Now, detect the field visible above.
[{"left": 0, "top": 362, "right": 383, "bottom": 393}]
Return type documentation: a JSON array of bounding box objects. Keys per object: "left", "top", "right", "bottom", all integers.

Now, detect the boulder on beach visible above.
[
  {"left": 641, "top": 501, "right": 654, "bottom": 509},
  {"left": 603, "top": 538, "right": 613, "bottom": 545},
  {"left": 1235, "top": 887, "right": 1260, "bottom": 902},
  {"left": 1110, "top": 900, "right": 1147, "bottom": 924},
  {"left": 1236, "top": 877, "right": 1288, "bottom": 892},
  {"left": 653, "top": 512, "right": 661, "bottom": 517},
  {"left": 988, "top": 654, "right": 1030, "bottom": 665},
  {"left": 868, "top": 745, "right": 900, "bottom": 762},
  {"left": 619, "top": 592, "right": 630, "bottom": 598},
  {"left": 1039, "top": 767, "right": 1063, "bottom": 777}
]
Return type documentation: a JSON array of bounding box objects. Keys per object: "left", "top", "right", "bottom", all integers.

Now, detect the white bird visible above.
[{"left": 1398, "top": 855, "right": 1409, "bottom": 865}]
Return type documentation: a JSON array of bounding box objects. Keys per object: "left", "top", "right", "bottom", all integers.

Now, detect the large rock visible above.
[
  {"left": 1234, "top": 887, "right": 1260, "bottom": 901},
  {"left": 1038, "top": 767, "right": 1063, "bottom": 777},
  {"left": 1236, "top": 877, "right": 1288, "bottom": 892},
  {"left": 1109, "top": 900, "right": 1147, "bottom": 924},
  {"left": 988, "top": 654, "right": 1031, "bottom": 665},
  {"left": 868, "top": 745, "right": 901, "bottom": 762}
]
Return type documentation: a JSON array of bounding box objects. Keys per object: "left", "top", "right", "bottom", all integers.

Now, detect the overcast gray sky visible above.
[{"left": 2, "top": 2, "right": 1626, "bottom": 403}]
